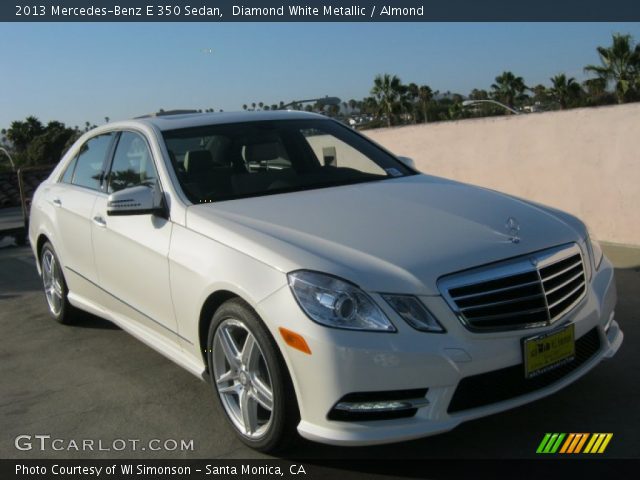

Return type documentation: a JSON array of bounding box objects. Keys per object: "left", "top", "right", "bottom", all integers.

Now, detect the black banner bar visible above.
[
  {"left": 3, "top": 0, "right": 640, "bottom": 22},
  {"left": 1, "top": 459, "right": 637, "bottom": 479}
]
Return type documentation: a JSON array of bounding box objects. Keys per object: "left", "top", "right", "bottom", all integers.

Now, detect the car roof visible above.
[{"left": 132, "top": 110, "right": 328, "bottom": 131}]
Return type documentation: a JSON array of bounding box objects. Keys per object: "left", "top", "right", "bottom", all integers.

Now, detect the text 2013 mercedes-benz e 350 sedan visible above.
[{"left": 29, "top": 111, "right": 623, "bottom": 451}]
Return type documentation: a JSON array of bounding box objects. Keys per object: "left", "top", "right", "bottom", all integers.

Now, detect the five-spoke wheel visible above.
[
  {"left": 42, "top": 248, "right": 64, "bottom": 316},
  {"left": 207, "top": 299, "right": 299, "bottom": 452},
  {"left": 213, "top": 319, "right": 274, "bottom": 438},
  {"left": 40, "top": 242, "right": 76, "bottom": 324}
]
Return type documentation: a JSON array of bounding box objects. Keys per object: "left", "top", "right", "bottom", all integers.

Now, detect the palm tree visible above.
[
  {"left": 529, "top": 84, "right": 548, "bottom": 103},
  {"left": 585, "top": 33, "right": 640, "bottom": 104},
  {"left": 414, "top": 85, "right": 432, "bottom": 123},
  {"left": 491, "top": 71, "right": 528, "bottom": 112},
  {"left": 582, "top": 78, "right": 610, "bottom": 105},
  {"left": 242, "top": 104, "right": 248, "bottom": 110},
  {"left": 258, "top": 102, "right": 264, "bottom": 110},
  {"left": 6, "top": 116, "right": 44, "bottom": 152},
  {"left": 371, "top": 73, "right": 403, "bottom": 127},
  {"left": 251, "top": 102, "right": 256, "bottom": 111},
  {"left": 549, "top": 74, "right": 582, "bottom": 109},
  {"left": 469, "top": 88, "right": 488, "bottom": 100},
  {"left": 360, "top": 96, "right": 378, "bottom": 117},
  {"left": 404, "top": 83, "right": 419, "bottom": 123}
]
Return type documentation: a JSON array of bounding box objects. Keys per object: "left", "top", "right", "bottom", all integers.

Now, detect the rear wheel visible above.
[
  {"left": 207, "top": 298, "right": 299, "bottom": 452},
  {"left": 40, "top": 242, "right": 77, "bottom": 324}
]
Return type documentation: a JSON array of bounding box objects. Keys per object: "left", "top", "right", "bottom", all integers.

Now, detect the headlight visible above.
[
  {"left": 383, "top": 295, "right": 445, "bottom": 333},
  {"left": 288, "top": 271, "right": 396, "bottom": 332},
  {"left": 587, "top": 229, "right": 603, "bottom": 271}
]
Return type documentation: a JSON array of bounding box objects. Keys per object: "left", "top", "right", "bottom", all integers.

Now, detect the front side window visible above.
[
  {"left": 162, "top": 119, "right": 413, "bottom": 203},
  {"left": 71, "top": 133, "right": 114, "bottom": 190},
  {"left": 107, "top": 132, "right": 158, "bottom": 193},
  {"left": 60, "top": 155, "right": 77, "bottom": 183}
]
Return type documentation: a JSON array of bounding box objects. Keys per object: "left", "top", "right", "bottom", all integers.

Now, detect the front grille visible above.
[
  {"left": 448, "top": 327, "right": 601, "bottom": 413},
  {"left": 439, "top": 243, "right": 587, "bottom": 332}
]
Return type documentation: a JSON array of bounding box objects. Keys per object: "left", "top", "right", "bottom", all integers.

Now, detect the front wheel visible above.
[{"left": 207, "top": 299, "right": 299, "bottom": 452}]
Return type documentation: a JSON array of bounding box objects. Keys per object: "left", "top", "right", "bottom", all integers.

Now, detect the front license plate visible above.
[{"left": 524, "top": 324, "right": 575, "bottom": 378}]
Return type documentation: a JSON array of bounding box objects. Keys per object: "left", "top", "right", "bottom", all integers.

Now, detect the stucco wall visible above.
[{"left": 365, "top": 104, "right": 640, "bottom": 246}]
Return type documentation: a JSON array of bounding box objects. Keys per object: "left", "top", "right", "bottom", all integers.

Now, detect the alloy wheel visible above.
[
  {"left": 42, "top": 249, "right": 63, "bottom": 316},
  {"left": 212, "top": 318, "right": 275, "bottom": 439}
]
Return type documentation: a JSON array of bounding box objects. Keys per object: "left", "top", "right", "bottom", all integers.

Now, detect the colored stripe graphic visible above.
[
  {"left": 559, "top": 433, "right": 575, "bottom": 453},
  {"left": 550, "top": 433, "right": 565, "bottom": 453},
  {"left": 598, "top": 434, "right": 613, "bottom": 453},
  {"left": 536, "top": 433, "right": 552, "bottom": 453},
  {"left": 536, "top": 433, "right": 565, "bottom": 454},
  {"left": 584, "top": 433, "right": 614, "bottom": 454},
  {"left": 537, "top": 433, "right": 613, "bottom": 454},
  {"left": 583, "top": 433, "right": 598, "bottom": 453},
  {"left": 567, "top": 433, "right": 583, "bottom": 453},
  {"left": 573, "top": 433, "right": 589, "bottom": 453}
]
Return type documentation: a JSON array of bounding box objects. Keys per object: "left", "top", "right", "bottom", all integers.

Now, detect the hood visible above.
[{"left": 186, "top": 175, "right": 584, "bottom": 295}]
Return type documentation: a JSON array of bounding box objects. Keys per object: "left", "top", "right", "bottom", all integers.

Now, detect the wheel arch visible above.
[
  {"left": 197, "top": 289, "right": 292, "bottom": 379},
  {"left": 198, "top": 290, "right": 241, "bottom": 368},
  {"left": 35, "top": 233, "right": 51, "bottom": 269}
]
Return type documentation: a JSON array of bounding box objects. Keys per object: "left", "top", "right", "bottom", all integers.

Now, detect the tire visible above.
[
  {"left": 207, "top": 298, "right": 299, "bottom": 452},
  {"left": 40, "top": 241, "right": 77, "bottom": 324}
]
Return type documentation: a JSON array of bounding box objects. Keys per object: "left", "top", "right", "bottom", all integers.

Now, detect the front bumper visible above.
[{"left": 256, "top": 255, "right": 622, "bottom": 446}]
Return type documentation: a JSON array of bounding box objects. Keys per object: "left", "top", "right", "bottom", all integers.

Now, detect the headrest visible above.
[
  {"left": 244, "top": 142, "right": 281, "bottom": 163},
  {"left": 184, "top": 150, "right": 214, "bottom": 174}
]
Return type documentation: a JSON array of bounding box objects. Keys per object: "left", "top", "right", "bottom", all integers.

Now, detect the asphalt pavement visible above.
[{"left": 1, "top": 244, "right": 638, "bottom": 460}]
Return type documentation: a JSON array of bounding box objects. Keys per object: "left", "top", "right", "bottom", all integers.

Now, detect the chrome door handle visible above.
[
  {"left": 52, "top": 198, "right": 62, "bottom": 207},
  {"left": 92, "top": 215, "right": 107, "bottom": 227}
]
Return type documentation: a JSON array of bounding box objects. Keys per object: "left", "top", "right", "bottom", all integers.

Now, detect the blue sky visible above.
[{"left": 2, "top": 22, "right": 640, "bottom": 129}]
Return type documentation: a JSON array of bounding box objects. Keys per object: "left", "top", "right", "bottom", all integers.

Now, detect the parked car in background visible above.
[{"left": 29, "top": 111, "right": 622, "bottom": 451}]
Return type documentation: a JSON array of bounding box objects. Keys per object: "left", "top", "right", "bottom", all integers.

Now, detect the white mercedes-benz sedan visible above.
[{"left": 29, "top": 111, "right": 623, "bottom": 451}]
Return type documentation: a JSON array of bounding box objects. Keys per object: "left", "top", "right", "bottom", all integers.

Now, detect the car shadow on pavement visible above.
[{"left": 72, "top": 313, "right": 121, "bottom": 331}]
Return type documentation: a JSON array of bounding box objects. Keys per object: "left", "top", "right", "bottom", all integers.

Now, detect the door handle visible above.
[
  {"left": 52, "top": 198, "right": 62, "bottom": 207},
  {"left": 93, "top": 215, "right": 107, "bottom": 227}
]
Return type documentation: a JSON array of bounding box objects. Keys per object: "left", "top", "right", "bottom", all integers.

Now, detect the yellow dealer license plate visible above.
[{"left": 524, "top": 324, "right": 575, "bottom": 378}]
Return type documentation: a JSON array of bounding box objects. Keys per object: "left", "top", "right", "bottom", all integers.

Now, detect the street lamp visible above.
[
  {"left": 462, "top": 99, "right": 521, "bottom": 115},
  {"left": 0, "top": 147, "right": 16, "bottom": 171},
  {"left": 280, "top": 96, "right": 341, "bottom": 110}
]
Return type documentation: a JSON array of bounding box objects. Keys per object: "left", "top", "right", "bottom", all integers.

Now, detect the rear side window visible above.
[
  {"left": 107, "top": 132, "right": 158, "bottom": 193},
  {"left": 71, "top": 133, "right": 114, "bottom": 190}
]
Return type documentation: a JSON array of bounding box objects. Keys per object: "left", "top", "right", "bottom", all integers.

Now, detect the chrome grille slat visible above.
[
  {"left": 468, "top": 307, "right": 548, "bottom": 323},
  {"left": 451, "top": 280, "right": 540, "bottom": 301},
  {"left": 547, "top": 283, "right": 585, "bottom": 309},
  {"left": 540, "top": 260, "right": 583, "bottom": 282},
  {"left": 460, "top": 293, "right": 545, "bottom": 312},
  {"left": 544, "top": 271, "right": 585, "bottom": 295},
  {"left": 439, "top": 243, "right": 587, "bottom": 332}
]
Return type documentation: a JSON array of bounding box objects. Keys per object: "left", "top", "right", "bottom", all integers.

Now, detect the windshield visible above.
[{"left": 162, "top": 119, "right": 415, "bottom": 203}]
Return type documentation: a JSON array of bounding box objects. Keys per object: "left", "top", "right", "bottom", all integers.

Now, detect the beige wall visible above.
[{"left": 365, "top": 104, "right": 640, "bottom": 246}]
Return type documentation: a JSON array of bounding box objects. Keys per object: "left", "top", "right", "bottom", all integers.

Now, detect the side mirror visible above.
[
  {"left": 107, "top": 185, "right": 166, "bottom": 217},
  {"left": 397, "top": 156, "right": 416, "bottom": 170}
]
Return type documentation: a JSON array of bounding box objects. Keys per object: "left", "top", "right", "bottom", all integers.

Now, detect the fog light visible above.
[
  {"left": 604, "top": 311, "right": 615, "bottom": 333},
  {"left": 335, "top": 400, "right": 419, "bottom": 412},
  {"left": 328, "top": 389, "right": 429, "bottom": 421}
]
